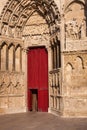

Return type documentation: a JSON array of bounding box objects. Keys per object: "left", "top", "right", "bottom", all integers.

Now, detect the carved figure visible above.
[
  {"left": 2, "top": 24, "right": 8, "bottom": 35},
  {"left": 8, "top": 26, "right": 11, "bottom": 36},
  {"left": 0, "top": 82, "right": 6, "bottom": 94},
  {"left": 79, "top": 18, "right": 86, "bottom": 38},
  {"left": 16, "top": 27, "right": 22, "bottom": 38},
  {"left": 10, "top": 15, "right": 18, "bottom": 26},
  {"left": 9, "top": 1, "right": 17, "bottom": 10},
  {"left": 65, "top": 19, "right": 79, "bottom": 39},
  {"left": 16, "top": 6, "right": 23, "bottom": 16},
  {"left": 21, "top": 0, "right": 30, "bottom": 6},
  {"left": 3, "top": 11, "right": 11, "bottom": 22}
]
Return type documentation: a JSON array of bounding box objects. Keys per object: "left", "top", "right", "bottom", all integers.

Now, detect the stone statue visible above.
[
  {"left": 2, "top": 24, "right": 8, "bottom": 35},
  {"left": 79, "top": 18, "right": 86, "bottom": 39}
]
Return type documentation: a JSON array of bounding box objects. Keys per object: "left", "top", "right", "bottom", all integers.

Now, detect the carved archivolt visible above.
[{"left": 0, "top": 0, "right": 60, "bottom": 38}]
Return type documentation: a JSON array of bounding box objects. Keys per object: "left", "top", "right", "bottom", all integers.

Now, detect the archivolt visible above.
[{"left": 0, "top": 0, "right": 60, "bottom": 36}]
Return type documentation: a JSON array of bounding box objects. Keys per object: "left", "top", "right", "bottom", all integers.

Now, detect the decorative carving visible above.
[
  {"left": 0, "top": 72, "right": 24, "bottom": 95},
  {"left": 18, "top": 15, "right": 27, "bottom": 27},
  {"left": 15, "top": 6, "right": 23, "bottom": 16},
  {"left": 0, "top": 0, "right": 60, "bottom": 38},
  {"left": 65, "top": 18, "right": 87, "bottom": 40},
  {"left": 3, "top": 10, "right": 11, "bottom": 23},
  {"left": 8, "top": 26, "right": 15, "bottom": 37},
  {"left": 21, "top": 0, "right": 30, "bottom": 7},
  {"left": 16, "top": 27, "right": 22, "bottom": 38},
  {"left": 79, "top": 18, "right": 86, "bottom": 39},
  {"left": 2, "top": 24, "right": 8, "bottom": 35},
  {"left": 65, "top": 19, "right": 79, "bottom": 39},
  {"left": 10, "top": 15, "right": 18, "bottom": 26},
  {"left": 9, "top": 0, "right": 18, "bottom": 10},
  {"left": 0, "top": 82, "right": 6, "bottom": 94},
  {"left": 23, "top": 8, "right": 32, "bottom": 16}
]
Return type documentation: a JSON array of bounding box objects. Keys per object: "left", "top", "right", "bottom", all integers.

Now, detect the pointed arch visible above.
[
  {"left": 65, "top": 62, "right": 74, "bottom": 71},
  {"left": 0, "top": 0, "right": 60, "bottom": 37},
  {"left": 1, "top": 42, "right": 8, "bottom": 71},
  {"left": 64, "top": 0, "right": 85, "bottom": 12},
  {"left": 8, "top": 43, "right": 15, "bottom": 71},
  {"left": 15, "top": 45, "right": 22, "bottom": 72},
  {"left": 8, "top": 43, "right": 15, "bottom": 49},
  {"left": 76, "top": 56, "right": 84, "bottom": 69},
  {"left": 65, "top": 63, "right": 73, "bottom": 84}
]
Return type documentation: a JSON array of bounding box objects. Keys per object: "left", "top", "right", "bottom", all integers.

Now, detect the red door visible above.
[{"left": 27, "top": 47, "right": 48, "bottom": 112}]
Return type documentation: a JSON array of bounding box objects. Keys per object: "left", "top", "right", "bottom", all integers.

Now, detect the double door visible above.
[{"left": 27, "top": 47, "right": 48, "bottom": 112}]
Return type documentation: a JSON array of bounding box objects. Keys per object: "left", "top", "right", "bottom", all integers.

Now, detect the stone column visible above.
[
  {"left": 59, "top": 0, "right": 65, "bottom": 114},
  {"left": 25, "top": 48, "right": 29, "bottom": 111},
  {"left": 13, "top": 47, "right": 15, "bottom": 71}
]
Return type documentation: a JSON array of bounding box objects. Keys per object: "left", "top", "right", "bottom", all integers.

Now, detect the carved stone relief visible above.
[
  {"left": 8, "top": 0, "right": 18, "bottom": 11},
  {"left": 2, "top": 24, "right": 8, "bottom": 35},
  {"left": 23, "top": 8, "right": 32, "bottom": 16},
  {"left": 9, "top": 15, "right": 18, "bottom": 27},
  {"left": 65, "top": 18, "right": 86, "bottom": 40},
  {"left": 18, "top": 15, "right": 27, "bottom": 27},
  {"left": 0, "top": 72, "right": 24, "bottom": 95},
  {"left": 3, "top": 10, "right": 12, "bottom": 23},
  {"left": 0, "top": 0, "right": 60, "bottom": 39},
  {"left": 15, "top": 6, "right": 24, "bottom": 16},
  {"left": 65, "top": 2, "right": 86, "bottom": 40},
  {"left": 15, "top": 27, "right": 22, "bottom": 38},
  {"left": 21, "top": 0, "right": 30, "bottom": 7},
  {"left": 8, "top": 26, "right": 15, "bottom": 37}
]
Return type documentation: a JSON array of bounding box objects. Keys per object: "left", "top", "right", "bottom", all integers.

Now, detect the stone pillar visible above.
[
  {"left": 60, "top": 0, "right": 65, "bottom": 114},
  {"left": 46, "top": 45, "right": 52, "bottom": 71},
  {"left": 6, "top": 46, "right": 8, "bottom": 70},
  {"left": 25, "top": 48, "right": 29, "bottom": 111},
  {"left": 13, "top": 48, "right": 15, "bottom": 71},
  {"left": 20, "top": 48, "right": 22, "bottom": 72}
]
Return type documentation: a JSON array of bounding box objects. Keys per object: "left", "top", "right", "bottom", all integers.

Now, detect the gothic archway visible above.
[
  {"left": 0, "top": 0, "right": 61, "bottom": 114},
  {"left": 0, "top": 0, "right": 60, "bottom": 38}
]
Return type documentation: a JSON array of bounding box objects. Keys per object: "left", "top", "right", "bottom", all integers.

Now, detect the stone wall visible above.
[
  {"left": 63, "top": 52, "right": 87, "bottom": 117},
  {"left": 0, "top": 36, "right": 26, "bottom": 114},
  {"left": 0, "top": 71, "right": 26, "bottom": 114}
]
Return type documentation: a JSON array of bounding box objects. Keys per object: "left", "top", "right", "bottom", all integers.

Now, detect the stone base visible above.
[
  {"left": 48, "top": 107, "right": 62, "bottom": 116},
  {"left": 63, "top": 111, "right": 87, "bottom": 118},
  {"left": 0, "top": 108, "right": 26, "bottom": 115}
]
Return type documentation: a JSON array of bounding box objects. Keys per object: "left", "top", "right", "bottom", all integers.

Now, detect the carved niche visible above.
[
  {"left": 65, "top": 2, "right": 86, "bottom": 40},
  {"left": 8, "top": 0, "right": 18, "bottom": 11},
  {"left": 3, "top": 10, "right": 12, "bottom": 23}
]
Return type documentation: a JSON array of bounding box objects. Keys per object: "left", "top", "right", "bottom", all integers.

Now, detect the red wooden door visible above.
[{"left": 27, "top": 47, "right": 48, "bottom": 112}]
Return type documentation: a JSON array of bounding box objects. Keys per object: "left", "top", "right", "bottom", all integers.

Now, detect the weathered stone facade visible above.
[{"left": 0, "top": 0, "right": 87, "bottom": 117}]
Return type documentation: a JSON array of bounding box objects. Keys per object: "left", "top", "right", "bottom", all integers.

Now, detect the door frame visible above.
[{"left": 27, "top": 46, "right": 49, "bottom": 112}]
